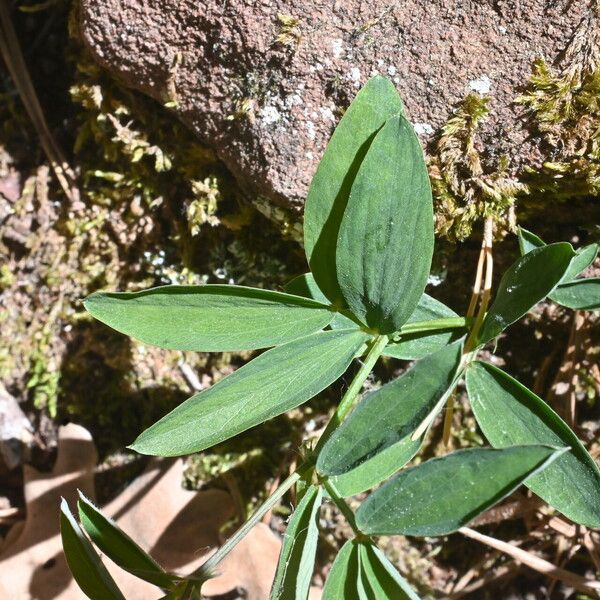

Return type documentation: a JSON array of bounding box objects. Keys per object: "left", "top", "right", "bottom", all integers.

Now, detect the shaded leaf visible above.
[
  {"left": 304, "top": 76, "right": 405, "bottom": 305},
  {"left": 336, "top": 115, "right": 434, "bottom": 333},
  {"left": 77, "top": 492, "right": 176, "bottom": 589},
  {"left": 478, "top": 243, "right": 575, "bottom": 344},
  {"left": 466, "top": 361, "right": 600, "bottom": 527},
  {"left": 549, "top": 279, "right": 600, "bottom": 311},
  {"left": 517, "top": 227, "right": 544, "bottom": 254},
  {"left": 383, "top": 295, "right": 461, "bottom": 360},
  {"left": 358, "top": 544, "right": 420, "bottom": 600},
  {"left": 321, "top": 540, "right": 360, "bottom": 600},
  {"left": 319, "top": 341, "right": 462, "bottom": 496},
  {"left": 60, "top": 499, "right": 126, "bottom": 600},
  {"left": 561, "top": 244, "right": 598, "bottom": 283},
  {"left": 518, "top": 227, "right": 597, "bottom": 283},
  {"left": 356, "top": 445, "right": 565, "bottom": 536},
  {"left": 131, "top": 329, "right": 369, "bottom": 456},
  {"left": 84, "top": 285, "right": 334, "bottom": 352},
  {"left": 270, "top": 485, "right": 322, "bottom": 600}
]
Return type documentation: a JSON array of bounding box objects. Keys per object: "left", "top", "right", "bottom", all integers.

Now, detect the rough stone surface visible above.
[{"left": 78, "top": 0, "right": 588, "bottom": 210}]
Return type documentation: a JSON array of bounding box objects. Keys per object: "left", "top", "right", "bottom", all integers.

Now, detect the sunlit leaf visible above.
[
  {"left": 383, "top": 295, "right": 461, "bottom": 360},
  {"left": 336, "top": 115, "right": 434, "bottom": 333},
  {"left": 466, "top": 361, "right": 600, "bottom": 527},
  {"left": 321, "top": 540, "right": 360, "bottom": 600},
  {"left": 356, "top": 445, "right": 565, "bottom": 536},
  {"left": 358, "top": 544, "right": 420, "bottom": 600},
  {"left": 84, "top": 285, "right": 334, "bottom": 352},
  {"left": 131, "top": 329, "right": 369, "bottom": 456},
  {"left": 478, "top": 243, "right": 575, "bottom": 344},
  {"left": 285, "top": 273, "right": 356, "bottom": 329},
  {"left": 304, "top": 76, "right": 405, "bottom": 305},
  {"left": 319, "top": 341, "right": 462, "bottom": 496},
  {"left": 270, "top": 485, "right": 322, "bottom": 600},
  {"left": 60, "top": 498, "right": 126, "bottom": 600},
  {"left": 549, "top": 279, "right": 600, "bottom": 311},
  {"left": 77, "top": 492, "right": 175, "bottom": 589}
]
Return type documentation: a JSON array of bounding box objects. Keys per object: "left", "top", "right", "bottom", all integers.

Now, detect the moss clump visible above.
[
  {"left": 518, "top": 9, "right": 600, "bottom": 201},
  {"left": 429, "top": 94, "right": 526, "bottom": 241}
]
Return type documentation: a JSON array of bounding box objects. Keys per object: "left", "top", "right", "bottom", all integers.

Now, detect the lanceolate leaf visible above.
[
  {"left": 84, "top": 285, "right": 334, "bottom": 352},
  {"left": 60, "top": 499, "right": 126, "bottom": 600},
  {"left": 466, "top": 361, "right": 600, "bottom": 527},
  {"left": 321, "top": 540, "right": 360, "bottom": 600},
  {"left": 518, "top": 227, "right": 598, "bottom": 283},
  {"left": 383, "top": 295, "right": 461, "bottom": 360},
  {"left": 319, "top": 341, "right": 462, "bottom": 497},
  {"left": 517, "top": 227, "right": 544, "bottom": 254},
  {"left": 561, "top": 244, "right": 598, "bottom": 282},
  {"left": 77, "top": 492, "right": 175, "bottom": 589},
  {"left": 131, "top": 329, "right": 369, "bottom": 456},
  {"left": 478, "top": 243, "right": 575, "bottom": 344},
  {"left": 356, "top": 445, "right": 565, "bottom": 537},
  {"left": 358, "top": 544, "right": 420, "bottom": 600},
  {"left": 549, "top": 279, "right": 600, "bottom": 311},
  {"left": 270, "top": 485, "right": 323, "bottom": 600},
  {"left": 336, "top": 114, "right": 434, "bottom": 334},
  {"left": 304, "top": 76, "right": 405, "bottom": 305}
]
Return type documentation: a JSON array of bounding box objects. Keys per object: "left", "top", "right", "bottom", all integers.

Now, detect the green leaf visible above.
[
  {"left": 318, "top": 341, "right": 462, "bottom": 496},
  {"left": 356, "top": 445, "right": 565, "bottom": 536},
  {"left": 478, "top": 243, "right": 575, "bottom": 344},
  {"left": 517, "top": 227, "right": 544, "bottom": 254},
  {"left": 304, "top": 76, "right": 405, "bottom": 306},
  {"left": 77, "top": 492, "right": 175, "bottom": 589},
  {"left": 358, "top": 544, "right": 420, "bottom": 600},
  {"left": 322, "top": 540, "right": 360, "bottom": 600},
  {"left": 285, "top": 273, "right": 356, "bottom": 329},
  {"left": 465, "top": 361, "right": 600, "bottom": 527},
  {"left": 518, "top": 227, "right": 598, "bottom": 283},
  {"left": 84, "top": 285, "right": 334, "bottom": 352},
  {"left": 60, "top": 498, "right": 126, "bottom": 600},
  {"left": 270, "top": 485, "right": 323, "bottom": 600},
  {"left": 131, "top": 329, "right": 369, "bottom": 456},
  {"left": 549, "top": 279, "right": 600, "bottom": 311},
  {"left": 336, "top": 114, "right": 434, "bottom": 334},
  {"left": 383, "top": 295, "right": 461, "bottom": 360},
  {"left": 560, "top": 244, "right": 598, "bottom": 282}
]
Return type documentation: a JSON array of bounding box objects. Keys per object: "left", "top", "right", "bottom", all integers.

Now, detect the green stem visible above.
[
  {"left": 194, "top": 466, "right": 309, "bottom": 580},
  {"left": 321, "top": 478, "right": 364, "bottom": 537},
  {"left": 195, "top": 334, "right": 388, "bottom": 583},
  {"left": 398, "top": 317, "right": 470, "bottom": 335},
  {"left": 314, "top": 334, "right": 388, "bottom": 454}
]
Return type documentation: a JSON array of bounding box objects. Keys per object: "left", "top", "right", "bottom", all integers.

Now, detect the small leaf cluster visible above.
[{"left": 62, "top": 77, "right": 600, "bottom": 599}]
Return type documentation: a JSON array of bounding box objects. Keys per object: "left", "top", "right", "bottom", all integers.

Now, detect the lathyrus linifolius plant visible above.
[{"left": 60, "top": 77, "right": 600, "bottom": 600}]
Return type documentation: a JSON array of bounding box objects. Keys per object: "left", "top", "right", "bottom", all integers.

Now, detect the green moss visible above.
[
  {"left": 430, "top": 94, "right": 526, "bottom": 241},
  {"left": 518, "top": 11, "right": 600, "bottom": 202}
]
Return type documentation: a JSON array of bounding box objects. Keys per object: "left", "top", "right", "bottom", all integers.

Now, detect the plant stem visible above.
[
  {"left": 195, "top": 334, "right": 388, "bottom": 583},
  {"left": 314, "top": 334, "right": 389, "bottom": 454},
  {"left": 443, "top": 217, "right": 494, "bottom": 445},
  {"left": 195, "top": 466, "right": 308, "bottom": 579},
  {"left": 464, "top": 218, "right": 494, "bottom": 353},
  {"left": 321, "top": 478, "right": 363, "bottom": 537},
  {"left": 398, "top": 317, "right": 469, "bottom": 335}
]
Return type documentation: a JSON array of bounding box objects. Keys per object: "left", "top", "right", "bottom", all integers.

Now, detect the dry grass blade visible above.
[
  {"left": 459, "top": 526, "right": 600, "bottom": 597},
  {"left": 0, "top": 1, "right": 79, "bottom": 204}
]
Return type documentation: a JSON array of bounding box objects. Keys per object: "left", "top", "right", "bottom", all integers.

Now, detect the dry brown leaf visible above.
[
  {"left": 0, "top": 423, "right": 305, "bottom": 600},
  {"left": 0, "top": 423, "right": 97, "bottom": 599}
]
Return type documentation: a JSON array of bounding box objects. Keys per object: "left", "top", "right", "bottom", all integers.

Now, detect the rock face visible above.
[{"left": 78, "top": 0, "right": 587, "bottom": 210}]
